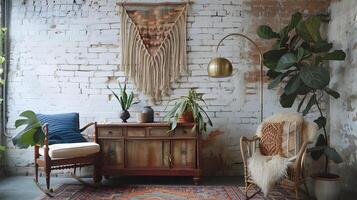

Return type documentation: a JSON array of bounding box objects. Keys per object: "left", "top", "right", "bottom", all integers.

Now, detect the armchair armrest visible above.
[
  {"left": 240, "top": 136, "right": 260, "bottom": 183},
  {"left": 79, "top": 122, "right": 97, "bottom": 143},
  {"left": 292, "top": 141, "right": 312, "bottom": 176},
  {"left": 240, "top": 136, "right": 260, "bottom": 165},
  {"left": 41, "top": 123, "right": 49, "bottom": 148},
  {"left": 79, "top": 122, "right": 96, "bottom": 133},
  {"left": 39, "top": 123, "right": 50, "bottom": 164}
]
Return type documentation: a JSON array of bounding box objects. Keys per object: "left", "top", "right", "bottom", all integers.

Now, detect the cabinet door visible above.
[
  {"left": 99, "top": 139, "right": 124, "bottom": 168},
  {"left": 172, "top": 140, "right": 196, "bottom": 168},
  {"left": 126, "top": 140, "right": 170, "bottom": 168}
]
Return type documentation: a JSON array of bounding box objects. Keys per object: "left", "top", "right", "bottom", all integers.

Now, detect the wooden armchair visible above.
[
  {"left": 34, "top": 119, "right": 101, "bottom": 196},
  {"left": 240, "top": 112, "right": 317, "bottom": 199}
]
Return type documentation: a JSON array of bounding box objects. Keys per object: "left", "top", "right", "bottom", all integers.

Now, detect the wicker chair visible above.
[
  {"left": 240, "top": 112, "right": 317, "bottom": 199},
  {"left": 34, "top": 120, "right": 101, "bottom": 196}
]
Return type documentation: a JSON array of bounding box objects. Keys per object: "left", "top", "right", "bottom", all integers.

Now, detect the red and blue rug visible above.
[{"left": 39, "top": 184, "right": 296, "bottom": 200}]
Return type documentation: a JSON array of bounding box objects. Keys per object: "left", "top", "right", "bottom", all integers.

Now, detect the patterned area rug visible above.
[{"left": 38, "top": 184, "right": 296, "bottom": 200}]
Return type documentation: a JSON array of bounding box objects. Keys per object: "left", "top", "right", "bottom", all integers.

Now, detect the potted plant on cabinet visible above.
[
  {"left": 257, "top": 12, "right": 345, "bottom": 200},
  {"left": 107, "top": 81, "right": 139, "bottom": 122},
  {"left": 164, "top": 89, "right": 212, "bottom": 133}
]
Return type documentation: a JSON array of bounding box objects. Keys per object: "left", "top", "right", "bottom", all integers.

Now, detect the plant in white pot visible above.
[{"left": 257, "top": 12, "right": 345, "bottom": 200}]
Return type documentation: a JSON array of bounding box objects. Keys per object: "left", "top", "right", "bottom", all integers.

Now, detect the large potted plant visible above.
[
  {"left": 12, "top": 110, "right": 45, "bottom": 148},
  {"left": 257, "top": 12, "right": 345, "bottom": 200},
  {"left": 164, "top": 89, "right": 212, "bottom": 133},
  {"left": 107, "top": 81, "right": 138, "bottom": 122}
]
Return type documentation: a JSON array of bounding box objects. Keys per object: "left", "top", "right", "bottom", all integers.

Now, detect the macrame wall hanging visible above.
[{"left": 120, "top": 2, "right": 188, "bottom": 103}]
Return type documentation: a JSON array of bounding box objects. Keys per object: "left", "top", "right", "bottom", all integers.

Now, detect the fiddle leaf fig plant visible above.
[{"left": 257, "top": 12, "right": 345, "bottom": 175}]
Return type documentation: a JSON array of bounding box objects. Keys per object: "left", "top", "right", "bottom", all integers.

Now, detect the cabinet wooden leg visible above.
[
  {"left": 93, "top": 154, "right": 102, "bottom": 183},
  {"left": 193, "top": 176, "right": 200, "bottom": 185},
  {"left": 93, "top": 167, "right": 102, "bottom": 183}
]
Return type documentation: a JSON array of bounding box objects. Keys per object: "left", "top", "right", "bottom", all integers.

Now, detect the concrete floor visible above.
[{"left": 0, "top": 176, "right": 243, "bottom": 200}]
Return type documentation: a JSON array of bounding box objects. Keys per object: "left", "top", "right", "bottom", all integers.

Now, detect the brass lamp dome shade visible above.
[{"left": 207, "top": 57, "right": 233, "bottom": 77}]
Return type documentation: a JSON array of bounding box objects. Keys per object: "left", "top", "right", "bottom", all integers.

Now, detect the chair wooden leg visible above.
[
  {"left": 34, "top": 146, "right": 39, "bottom": 183},
  {"left": 245, "top": 182, "right": 249, "bottom": 198},
  {"left": 45, "top": 168, "right": 51, "bottom": 190},
  {"left": 295, "top": 184, "right": 299, "bottom": 200},
  {"left": 73, "top": 165, "right": 77, "bottom": 175},
  {"left": 245, "top": 183, "right": 261, "bottom": 200},
  {"left": 303, "top": 181, "right": 310, "bottom": 198},
  {"left": 35, "top": 163, "right": 39, "bottom": 183}
]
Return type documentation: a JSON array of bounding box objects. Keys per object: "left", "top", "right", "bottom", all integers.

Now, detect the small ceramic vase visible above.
[
  {"left": 142, "top": 106, "right": 154, "bottom": 123},
  {"left": 120, "top": 110, "right": 130, "bottom": 123},
  {"left": 137, "top": 113, "right": 148, "bottom": 123}
]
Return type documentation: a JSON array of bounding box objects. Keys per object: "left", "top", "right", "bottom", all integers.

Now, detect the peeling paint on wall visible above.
[{"left": 328, "top": 0, "right": 357, "bottom": 192}]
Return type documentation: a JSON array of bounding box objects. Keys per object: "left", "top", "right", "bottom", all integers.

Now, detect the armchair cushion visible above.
[
  {"left": 281, "top": 121, "right": 302, "bottom": 158},
  {"left": 36, "top": 113, "right": 87, "bottom": 145},
  {"left": 39, "top": 142, "right": 99, "bottom": 159},
  {"left": 257, "top": 112, "right": 310, "bottom": 158},
  {"left": 259, "top": 122, "right": 284, "bottom": 156}
]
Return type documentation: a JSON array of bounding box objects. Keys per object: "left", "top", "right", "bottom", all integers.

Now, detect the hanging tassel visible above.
[{"left": 120, "top": 5, "right": 187, "bottom": 103}]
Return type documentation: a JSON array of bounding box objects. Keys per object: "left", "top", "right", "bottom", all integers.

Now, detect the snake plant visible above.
[{"left": 107, "top": 81, "right": 138, "bottom": 112}]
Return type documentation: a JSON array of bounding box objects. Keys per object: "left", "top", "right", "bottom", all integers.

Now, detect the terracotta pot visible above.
[
  {"left": 313, "top": 174, "right": 341, "bottom": 200},
  {"left": 178, "top": 111, "right": 194, "bottom": 123}
]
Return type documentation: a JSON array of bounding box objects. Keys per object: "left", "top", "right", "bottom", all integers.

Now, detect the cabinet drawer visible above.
[
  {"left": 174, "top": 127, "right": 196, "bottom": 136},
  {"left": 98, "top": 127, "right": 123, "bottom": 138},
  {"left": 127, "top": 127, "right": 146, "bottom": 137},
  {"left": 148, "top": 127, "right": 170, "bottom": 137}
]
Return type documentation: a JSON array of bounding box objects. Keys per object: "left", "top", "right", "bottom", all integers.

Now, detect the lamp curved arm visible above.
[{"left": 216, "top": 33, "right": 264, "bottom": 122}]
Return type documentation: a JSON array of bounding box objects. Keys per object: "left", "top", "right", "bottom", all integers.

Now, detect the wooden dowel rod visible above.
[{"left": 117, "top": 1, "right": 193, "bottom": 7}]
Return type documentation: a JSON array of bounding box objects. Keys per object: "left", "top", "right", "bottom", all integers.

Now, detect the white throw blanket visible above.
[{"left": 248, "top": 151, "right": 290, "bottom": 196}]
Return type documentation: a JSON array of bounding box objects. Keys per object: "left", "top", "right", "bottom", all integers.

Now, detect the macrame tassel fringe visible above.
[{"left": 120, "top": 6, "right": 187, "bottom": 103}]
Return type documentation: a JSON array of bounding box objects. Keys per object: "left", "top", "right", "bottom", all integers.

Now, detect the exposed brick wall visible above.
[{"left": 4, "top": 0, "right": 330, "bottom": 176}]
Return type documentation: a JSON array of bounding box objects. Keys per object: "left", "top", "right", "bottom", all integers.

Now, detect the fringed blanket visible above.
[{"left": 120, "top": 3, "right": 188, "bottom": 102}]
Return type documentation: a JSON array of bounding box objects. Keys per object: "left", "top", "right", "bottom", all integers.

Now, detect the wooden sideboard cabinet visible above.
[{"left": 94, "top": 123, "right": 201, "bottom": 184}]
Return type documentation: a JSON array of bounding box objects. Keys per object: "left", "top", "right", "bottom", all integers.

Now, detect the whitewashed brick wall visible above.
[{"left": 4, "top": 0, "right": 324, "bottom": 176}]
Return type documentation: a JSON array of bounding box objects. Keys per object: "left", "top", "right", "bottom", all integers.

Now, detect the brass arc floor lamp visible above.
[{"left": 207, "top": 33, "right": 264, "bottom": 122}]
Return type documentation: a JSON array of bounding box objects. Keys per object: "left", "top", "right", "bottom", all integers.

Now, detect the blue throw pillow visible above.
[{"left": 36, "top": 113, "right": 87, "bottom": 145}]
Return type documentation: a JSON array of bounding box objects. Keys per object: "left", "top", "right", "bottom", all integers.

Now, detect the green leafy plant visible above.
[
  {"left": 257, "top": 12, "right": 345, "bottom": 176},
  {"left": 0, "top": 28, "right": 6, "bottom": 153},
  {"left": 164, "top": 89, "right": 213, "bottom": 133},
  {"left": 12, "top": 110, "right": 45, "bottom": 148},
  {"left": 107, "top": 81, "right": 138, "bottom": 111}
]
